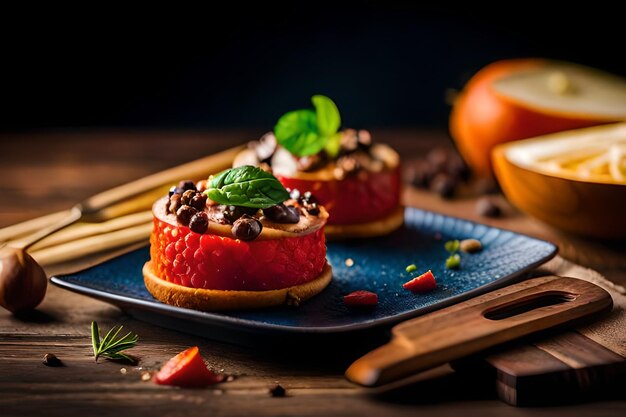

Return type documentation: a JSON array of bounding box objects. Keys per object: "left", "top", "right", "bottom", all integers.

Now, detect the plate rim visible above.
[{"left": 50, "top": 207, "right": 558, "bottom": 335}]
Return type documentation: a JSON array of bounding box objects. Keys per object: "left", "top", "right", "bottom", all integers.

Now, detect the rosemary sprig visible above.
[{"left": 91, "top": 321, "right": 139, "bottom": 363}]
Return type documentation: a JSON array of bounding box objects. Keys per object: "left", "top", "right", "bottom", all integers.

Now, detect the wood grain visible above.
[
  {"left": 487, "top": 331, "right": 626, "bottom": 406},
  {"left": 1, "top": 129, "right": 625, "bottom": 417},
  {"left": 345, "top": 276, "right": 612, "bottom": 387}
]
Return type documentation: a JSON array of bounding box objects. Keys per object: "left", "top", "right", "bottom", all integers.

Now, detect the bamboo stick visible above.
[{"left": 31, "top": 223, "right": 153, "bottom": 266}]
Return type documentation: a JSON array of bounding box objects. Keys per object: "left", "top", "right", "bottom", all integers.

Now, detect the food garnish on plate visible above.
[
  {"left": 233, "top": 95, "right": 403, "bottom": 238},
  {"left": 143, "top": 165, "right": 332, "bottom": 311}
]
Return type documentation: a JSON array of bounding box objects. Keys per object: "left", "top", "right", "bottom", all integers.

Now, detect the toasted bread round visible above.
[
  {"left": 143, "top": 261, "right": 332, "bottom": 311},
  {"left": 324, "top": 206, "right": 404, "bottom": 239}
]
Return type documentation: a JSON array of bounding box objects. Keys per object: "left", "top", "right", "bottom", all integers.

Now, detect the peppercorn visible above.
[
  {"left": 232, "top": 215, "right": 263, "bottom": 241},
  {"left": 190, "top": 193, "right": 208, "bottom": 211},
  {"left": 168, "top": 194, "right": 182, "bottom": 214},
  {"left": 176, "top": 205, "right": 197, "bottom": 226},
  {"left": 189, "top": 212, "right": 209, "bottom": 234},
  {"left": 43, "top": 353, "right": 62, "bottom": 367},
  {"left": 430, "top": 173, "right": 457, "bottom": 199},
  {"left": 476, "top": 197, "right": 502, "bottom": 218},
  {"left": 180, "top": 189, "right": 196, "bottom": 206},
  {"left": 269, "top": 383, "right": 286, "bottom": 397},
  {"left": 178, "top": 180, "right": 196, "bottom": 192}
]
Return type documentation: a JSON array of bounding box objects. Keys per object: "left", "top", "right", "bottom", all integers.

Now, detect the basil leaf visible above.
[
  {"left": 207, "top": 166, "right": 290, "bottom": 209},
  {"left": 323, "top": 132, "right": 343, "bottom": 159},
  {"left": 274, "top": 109, "right": 324, "bottom": 157},
  {"left": 312, "top": 95, "right": 341, "bottom": 137}
]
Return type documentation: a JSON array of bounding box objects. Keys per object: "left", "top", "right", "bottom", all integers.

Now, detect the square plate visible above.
[{"left": 51, "top": 207, "right": 557, "bottom": 344}]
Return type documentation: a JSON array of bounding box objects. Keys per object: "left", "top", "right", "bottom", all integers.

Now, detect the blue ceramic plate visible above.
[{"left": 51, "top": 208, "right": 557, "bottom": 342}]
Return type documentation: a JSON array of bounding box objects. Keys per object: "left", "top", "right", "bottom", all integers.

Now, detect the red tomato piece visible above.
[
  {"left": 154, "top": 346, "right": 224, "bottom": 387},
  {"left": 403, "top": 270, "right": 437, "bottom": 293},
  {"left": 343, "top": 290, "right": 378, "bottom": 308}
]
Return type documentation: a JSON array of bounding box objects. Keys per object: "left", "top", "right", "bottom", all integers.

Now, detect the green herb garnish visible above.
[
  {"left": 444, "top": 240, "right": 460, "bottom": 253},
  {"left": 274, "top": 95, "right": 342, "bottom": 157},
  {"left": 91, "top": 321, "right": 139, "bottom": 363},
  {"left": 405, "top": 264, "right": 417, "bottom": 273},
  {"left": 207, "top": 165, "right": 290, "bottom": 209},
  {"left": 445, "top": 254, "right": 461, "bottom": 270}
]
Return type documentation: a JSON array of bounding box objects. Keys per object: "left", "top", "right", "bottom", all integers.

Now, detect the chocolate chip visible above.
[
  {"left": 263, "top": 203, "right": 300, "bottom": 223},
  {"left": 176, "top": 205, "right": 198, "bottom": 225},
  {"left": 476, "top": 197, "right": 502, "bottom": 218},
  {"left": 190, "top": 193, "right": 208, "bottom": 211},
  {"left": 43, "top": 353, "right": 62, "bottom": 367},
  {"left": 232, "top": 215, "right": 263, "bottom": 241},
  {"left": 269, "top": 383, "right": 286, "bottom": 397},
  {"left": 180, "top": 189, "right": 196, "bottom": 206},
  {"left": 189, "top": 212, "right": 209, "bottom": 234},
  {"left": 178, "top": 180, "right": 197, "bottom": 192},
  {"left": 168, "top": 194, "right": 182, "bottom": 214},
  {"left": 430, "top": 173, "right": 457, "bottom": 199},
  {"left": 168, "top": 185, "right": 179, "bottom": 197}
]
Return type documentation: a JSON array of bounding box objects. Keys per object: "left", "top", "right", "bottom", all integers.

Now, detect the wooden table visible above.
[{"left": 1, "top": 130, "right": 624, "bottom": 417}]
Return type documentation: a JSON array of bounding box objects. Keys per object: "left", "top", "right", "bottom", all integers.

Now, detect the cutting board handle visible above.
[{"left": 345, "top": 276, "right": 612, "bottom": 387}]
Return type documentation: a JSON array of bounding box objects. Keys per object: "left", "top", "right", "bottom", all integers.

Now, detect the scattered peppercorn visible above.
[
  {"left": 405, "top": 264, "right": 417, "bottom": 273},
  {"left": 460, "top": 239, "right": 482, "bottom": 253},
  {"left": 405, "top": 147, "right": 470, "bottom": 196},
  {"left": 168, "top": 194, "right": 182, "bottom": 214},
  {"left": 190, "top": 193, "right": 208, "bottom": 211},
  {"left": 430, "top": 173, "right": 456, "bottom": 199},
  {"left": 178, "top": 180, "right": 197, "bottom": 192},
  {"left": 476, "top": 197, "right": 502, "bottom": 218},
  {"left": 269, "top": 383, "right": 286, "bottom": 397},
  {"left": 43, "top": 353, "right": 62, "bottom": 367},
  {"left": 176, "top": 205, "right": 198, "bottom": 226},
  {"left": 189, "top": 212, "right": 209, "bottom": 234},
  {"left": 180, "top": 189, "right": 196, "bottom": 206},
  {"left": 232, "top": 215, "right": 263, "bottom": 240}
]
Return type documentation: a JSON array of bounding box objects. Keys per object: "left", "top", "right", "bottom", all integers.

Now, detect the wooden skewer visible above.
[
  {"left": 0, "top": 210, "right": 71, "bottom": 244},
  {"left": 0, "top": 145, "right": 242, "bottom": 245},
  {"left": 30, "top": 222, "right": 153, "bottom": 266},
  {"left": 29, "top": 211, "right": 153, "bottom": 251}
]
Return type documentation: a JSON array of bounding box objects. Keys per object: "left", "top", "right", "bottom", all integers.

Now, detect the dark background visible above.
[{"left": 2, "top": 4, "right": 624, "bottom": 133}]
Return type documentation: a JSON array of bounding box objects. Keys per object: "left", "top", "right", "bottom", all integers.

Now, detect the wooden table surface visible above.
[{"left": 1, "top": 129, "right": 624, "bottom": 417}]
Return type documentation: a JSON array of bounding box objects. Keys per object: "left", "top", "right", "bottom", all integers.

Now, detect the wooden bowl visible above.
[{"left": 492, "top": 124, "right": 626, "bottom": 239}]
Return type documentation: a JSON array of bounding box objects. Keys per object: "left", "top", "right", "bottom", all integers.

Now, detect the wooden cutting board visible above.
[
  {"left": 483, "top": 330, "right": 626, "bottom": 406},
  {"left": 462, "top": 257, "right": 626, "bottom": 406}
]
